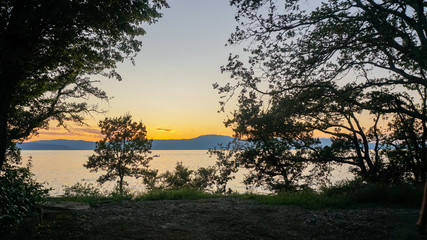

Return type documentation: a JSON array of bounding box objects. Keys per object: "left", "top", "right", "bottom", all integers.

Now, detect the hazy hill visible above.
[
  {"left": 18, "top": 135, "right": 235, "bottom": 150},
  {"left": 19, "top": 140, "right": 96, "bottom": 150},
  {"left": 151, "top": 135, "right": 234, "bottom": 150}
]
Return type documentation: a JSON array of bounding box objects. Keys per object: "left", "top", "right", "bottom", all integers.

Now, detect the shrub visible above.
[
  {"left": 321, "top": 179, "right": 423, "bottom": 207},
  {"left": 147, "top": 162, "right": 217, "bottom": 192},
  {"left": 62, "top": 182, "right": 102, "bottom": 198},
  {"left": 136, "top": 189, "right": 216, "bottom": 201},
  {"left": 321, "top": 179, "right": 365, "bottom": 198},
  {"left": 0, "top": 150, "right": 49, "bottom": 236}
]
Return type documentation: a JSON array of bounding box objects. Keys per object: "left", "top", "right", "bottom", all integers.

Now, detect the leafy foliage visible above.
[
  {"left": 225, "top": 0, "right": 426, "bottom": 92},
  {"left": 0, "top": 147, "right": 49, "bottom": 235},
  {"left": 62, "top": 182, "right": 102, "bottom": 198},
  {"left": 145, "top": 162, "right": 217, "bottom": 192},
  {"left": 85, "top": 114, "right": 153, "bottom": 195},
  {"left": 210, "top": 125, "right": 331, "bottom": 192},
  {"left": 382, "top": 111, "right": 427, "bottom": 184},
  {"left": 216, "top": 0, "right": 427, "bottom": 188},
  {"left": 208, "top": 141, "right": 242, "bottom": 194},
  {"left": 0, "top": 0, "right": 169, "bottom": 169}
]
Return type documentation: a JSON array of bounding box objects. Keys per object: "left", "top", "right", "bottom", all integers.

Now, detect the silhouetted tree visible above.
[
  {"left": 208, "top": 140, "right": 242, "bottom": 194},
  {"left": 222, "top": 91, "right": 331, "bottom": 192},
  {"left": 220, "top": 0, "right": 427, "bottom": 232},
  {"left": 0, "top": 0, "right": 168, "bottom": 170},
  {"left": 85, "top": 114, "right": 153, "bottom": 195},
  {"left": 383, "top": 85, "right": 427, "bottom": 184},
  {"left": 219, "top": 0, "right": 427, "bottom": 125},
  {"left": 287, "top": 85, "right": 386, "bottom": 183}
]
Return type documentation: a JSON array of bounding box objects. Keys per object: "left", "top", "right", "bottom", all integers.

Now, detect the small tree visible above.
[{"left": 85, "top": 114, "right": 152, "bottom": 195}]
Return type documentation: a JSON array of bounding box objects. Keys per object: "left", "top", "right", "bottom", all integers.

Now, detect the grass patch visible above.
[
  {"left": 47, "top": 181, "right": 424, "bottom": 209},
  {"left": 48, "top": 189, "right": 217, "bottom": 206},
  {"left": 135, "top": 189, "right": 220, "bottom": 201},
  {"left": 233, "top": 191, "right": 351, "bottom": 209},
  {"left": 46, "top": 193, "right": 133, "bottom": 206},
  {"left": 46, "top": 195, "right": 105, "bottom": 206}
]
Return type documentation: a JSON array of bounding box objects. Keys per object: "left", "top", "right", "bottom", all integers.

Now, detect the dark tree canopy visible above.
[
  {"left": 215, "top": 0, "right": 427, "bottom": 189},
  {"left": 221, "top": 0, "right": 427, "bottom": 116},
  {"left": 0, "top": 0, "right": 168, "bottom": 170}
]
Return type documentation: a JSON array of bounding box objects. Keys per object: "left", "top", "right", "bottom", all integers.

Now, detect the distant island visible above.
[{"left": 18, "top": 135, "right": 236, "bottom": 150}]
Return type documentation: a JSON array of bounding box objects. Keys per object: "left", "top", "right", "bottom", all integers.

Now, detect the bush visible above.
[
  {"left": 160, "top": 162, "right": 194, "bottom": 190},
  {"left": 146, "top": 162, "right": 217, "bottom": 192},
  {"left": 60, "top": 182, "right": 134, "bottom": 205},
  {"left": 136, "top": 189, "right": 216, "bottom": 201},
  {"left": 321, "top": 179, "right": 366, "bottom": 198},
  {"left": 0, "top": 152, "right": 49, "bottom": 236},
  {"left": 62, "top": 182, "right": 102, "bottom": 198},
  {"left": 322, "top": 180, "right": 423, "bottom": 207}
]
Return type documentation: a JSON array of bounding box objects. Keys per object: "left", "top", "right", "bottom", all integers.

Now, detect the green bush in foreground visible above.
[
  {"left": 0, "top": 154, "right": 49, "bottom": 236},
  {"left": 59, "top": 183, "right": 105, "bottom": 206},
  {"left": 58, "top": 182, "right": 133, "bottom": 206}
]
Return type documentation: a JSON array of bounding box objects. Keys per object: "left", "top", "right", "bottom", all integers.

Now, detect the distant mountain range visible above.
[
  {"left": 18, "top": 135, "right": 235, "bottom": 150},
  {"left": 18, "top": 140, "right": 96, "bottom": 150},
  {"left": 18, "top": 135, "right": 376, "bottom": 151},
  {"left": 151, "top": 135, "right": 234, "bottom": 150}
]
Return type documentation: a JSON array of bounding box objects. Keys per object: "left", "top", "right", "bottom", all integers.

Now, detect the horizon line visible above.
[{"left": 23, "top": 134, "right": 235, "bottom": 143}]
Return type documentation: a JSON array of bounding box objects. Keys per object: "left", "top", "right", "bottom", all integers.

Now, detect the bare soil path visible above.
[{"left": 34, "top": 198, "right": 426, "bottom": 240}]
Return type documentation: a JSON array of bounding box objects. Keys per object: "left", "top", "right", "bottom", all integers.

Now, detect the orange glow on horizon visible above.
[
  {"left": 26, "top": 119, "right": 378, "bottom": 142},
  {"left": 25, "top": 121, "right": 234, "bottom": 142},
  {"left": 24, "top": 111, "right": 382, "bottom": 143}
]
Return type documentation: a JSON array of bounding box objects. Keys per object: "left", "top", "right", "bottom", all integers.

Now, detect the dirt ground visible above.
[{"left": 31, "top": 198, "right": 427, "bottom": 240}]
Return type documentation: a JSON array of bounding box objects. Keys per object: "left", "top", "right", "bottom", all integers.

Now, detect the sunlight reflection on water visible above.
[{"left": 21, "top": 150, "right": 352, "bottom": 196}]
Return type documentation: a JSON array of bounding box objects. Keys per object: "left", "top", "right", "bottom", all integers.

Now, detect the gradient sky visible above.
[
  {"left": 29, "top": 0, "right": 386, "bottom": 142},
  {"left": 31, "top": 0, "right": 240, "bottom": 142}
]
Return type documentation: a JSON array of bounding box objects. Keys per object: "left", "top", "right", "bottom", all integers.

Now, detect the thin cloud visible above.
[
  {"left": 36, "top": 131, "right": 71, "bottom": 136},
  {"left": 37, "top": 127, "right": 101, "bottom": 137},
  {"left": 156, "top": 128, "right": 175, "bottom": 133},
  {"left": 77, "top": 128, "right": 101, "bottom": 135}
]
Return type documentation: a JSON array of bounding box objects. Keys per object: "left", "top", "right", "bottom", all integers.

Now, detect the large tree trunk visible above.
[
  {"left": 0, "top": 117, "right": 7, "bottom": 170},
  {"left": 417, "top": 181, "right": 427, "bottom": 234},
  {"left": 419, "top": 116, "right": 427, "bottom": 234},
  {"left": 0, "top": 65, "right": 20, "bottom": 171},
  {"left": 119, "top": 175, "right": 124, "bottom": 196},
  {"left": 0, "top": 78, "right": 14, "bottom": 171}
]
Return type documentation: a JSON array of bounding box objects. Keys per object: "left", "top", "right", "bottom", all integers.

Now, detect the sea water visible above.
[{"left": 21, "top": 150, "right": 352, "bottom": 196}]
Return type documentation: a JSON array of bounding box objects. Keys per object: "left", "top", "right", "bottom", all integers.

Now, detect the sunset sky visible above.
[
  {"left": 27, "top": 1, "right": 384, "bottom": 143},
  {"left": 30, "top": 0, "right": 240, "bottom": 142}
]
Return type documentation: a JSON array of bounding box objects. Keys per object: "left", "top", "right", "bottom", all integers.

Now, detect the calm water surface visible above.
[{"left": 21, "top": 150, "right": 352, "bottom": 196}]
